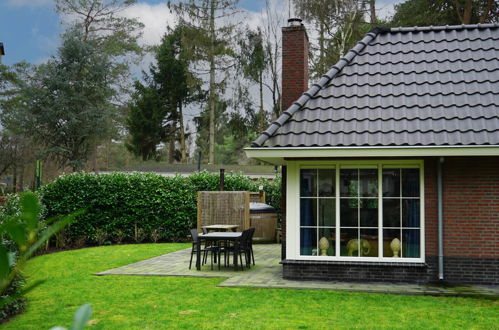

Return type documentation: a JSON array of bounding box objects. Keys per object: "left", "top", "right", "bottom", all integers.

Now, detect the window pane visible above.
[
  {"left": 402, "top": 199, "right": 420, "bottom": 227},
  {"left": 360, "top": 199, "right": 378, "bottom": 227},
  {"left": 340, "top": 228, "right": 359, "bottom": 256},
  {"left": 318, "top": 228, "right": 335, "bottom": 256},
  {"left": 402, "top": 229, "right": 420, "bottom": 258},
  {"left": 383, "top": 229, "right": 401, "bottom": 258},
  {"left": 382, "top": 169, "right": 400, "bottom": 197},
  {"left": 340, "top": 169, "right": 358, "bottom": 197},
  {"left": 383, "top": 199, "right": 400, "bottom": 227},
  {"left": 319, "top": 199, "right": 335, "bottom": 227},
  {"left": 300, "top": 228, "right": 317, "bottom": 256},
  {"left": 318, "top": 169, "right": 335, "bottom": 197},
  {"left": 402, "top": 169, "right": 420, "bottom": 197},
  {"left": 360, "top": 169, "right": 378, "bottom": 197},
  {"left": 360, "top": 229, "right": 378, "bottom": 257},
  {"left": 300, "top": 169, "right": 317, "bottom": 197},
  {"left": 300, "top": 199, "right": 317, "bottom": 226},
  {"left": 340, "top": 198, "right": 358, "bottom": 227}
]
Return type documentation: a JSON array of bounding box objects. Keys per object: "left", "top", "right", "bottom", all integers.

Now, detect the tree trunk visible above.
[
  {"left": 259, "top": 72, "right": 265, "bottom": 132},
  {"left": 369, "top": 0, "right": 376, "bottom": 25},
  {"left": 12, "top": 163, "right": 17, "bottom": 193},
  {"left": 208, "top": 0, "right": 216, "bottom": 164},
  {"left": 168, "top": 138, "right": 175, "bottom": 164},
  {"left": 462, "top": 0, "right": 473, "bottom": 24},
  {"left": 179, "top": 102, "right": 187, "bottom": 163},
  {"left": 319, "top": 22, "right": 325, "bottom": 74},
  {"left": 19, "top": 164, "right": 24, "bottom": 191}
]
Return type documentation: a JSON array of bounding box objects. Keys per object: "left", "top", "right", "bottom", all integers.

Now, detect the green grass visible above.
[{"left": 3, "top": 244, "right": 498, "bottom": 329}]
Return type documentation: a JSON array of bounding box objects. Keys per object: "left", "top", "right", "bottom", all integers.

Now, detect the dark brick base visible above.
[
  {"left": 282, "top": 256, "right": 499, "bottom": 285},
  {"left": 444, "top": 256, "right": 499, "bottom": 285}
]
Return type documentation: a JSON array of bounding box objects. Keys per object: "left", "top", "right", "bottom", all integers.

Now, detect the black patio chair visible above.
[
  {"left": 189, "top": 229, "right": 219, "bottom": 270},
  {"left": 222, "top": 229, "right": 253, "bottom": 270},
  {"left": 247, "top": 227, "right": 256, "bottom": 266}
]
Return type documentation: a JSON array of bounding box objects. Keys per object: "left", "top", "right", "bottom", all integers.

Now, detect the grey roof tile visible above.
[{"left": 252, "top": 24, "right": 499, "bottom": 148}]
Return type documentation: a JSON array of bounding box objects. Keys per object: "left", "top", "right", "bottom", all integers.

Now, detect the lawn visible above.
[{"left": 3, "top": 244, "right": 498, "bottom": 329}]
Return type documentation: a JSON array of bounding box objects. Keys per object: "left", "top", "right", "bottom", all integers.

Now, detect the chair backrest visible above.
[
  {"left": 238, "top": 228, "right": 252, "bottom": 249},
  {"left": 190, "top": 229, "right": 199, "bottom": 243},
  {"left": 248, "top": 227, "right": 256, "bottom": 242},
  {"left": 201, "top": 227, "right": 208, "bottom": 234}
]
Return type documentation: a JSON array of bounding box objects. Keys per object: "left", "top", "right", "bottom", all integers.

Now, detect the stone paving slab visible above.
[{"left": 96, "top": 244, "right": 499, "bottom": 298}]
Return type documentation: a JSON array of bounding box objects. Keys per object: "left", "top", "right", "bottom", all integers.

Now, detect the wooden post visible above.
[
  {"left": 197, "top": 191, "right": 203, "bottom": 233},
  {"left": 244, "top": 191, "right": 250, "bottom": 230},
  {"left": 219, "top": 168, "right": 225, "bottom": 191}
]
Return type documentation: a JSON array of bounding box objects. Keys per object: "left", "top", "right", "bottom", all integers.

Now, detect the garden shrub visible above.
[
  {"left": 0, "top": 272, "right": 26, "bottom": 322},
  {"left": 40, "top": 171, "right": 281, "bottom": 245}
]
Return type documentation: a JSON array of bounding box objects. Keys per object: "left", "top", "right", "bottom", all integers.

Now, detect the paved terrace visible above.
[{"left": 95, "top": 244, "right": 499, "bottom": 298}]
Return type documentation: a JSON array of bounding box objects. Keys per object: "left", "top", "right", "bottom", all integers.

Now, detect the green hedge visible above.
[{"left": 39, "top": 171, "right": 280, "bottom": 245}]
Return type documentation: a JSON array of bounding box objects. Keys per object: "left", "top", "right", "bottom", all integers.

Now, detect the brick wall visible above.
[
  {"left": 442, "top": 157, "right": 499, "bottom": 259},
  {"left": 281, "top": 24, "right": 308, "bottom": 112}
]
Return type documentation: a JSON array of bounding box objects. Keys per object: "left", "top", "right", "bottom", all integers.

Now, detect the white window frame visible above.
[{"left": 286, "top": 159, "right": 425, "bottom": 263}]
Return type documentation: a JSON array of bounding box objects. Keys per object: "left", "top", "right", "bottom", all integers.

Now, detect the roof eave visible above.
[{"left": 245, "top": 145, "right": 499, "bottom": 164}]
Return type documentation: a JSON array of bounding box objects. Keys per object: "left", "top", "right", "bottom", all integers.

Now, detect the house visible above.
[{"left": 245, "top": 20, "right": 499, "bottom": 285}]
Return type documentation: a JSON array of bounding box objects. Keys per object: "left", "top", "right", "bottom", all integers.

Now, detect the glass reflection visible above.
[
  {"left": 382, "top": 169, "right": 400, "bottom": 197},
  {"left": 383, "top": 199, "right": 400, "bottom": 227},
  {"left": 340, "top": 169, "right": 358, "bottom": 197},
  {"left": 360, "top": 169, "right": 378, "bottom": 197},
  {"left": 340, "top": 198, "right": 358, "bottom": 227},
  {"left": 402, "top": 169, "right": 420, "bottom": 197},
  {"left": 318, "top": 169, "right": 335, "bottom": 197},
  {"left": 319, "top": 199, "right": 335, "bottom": 227},
  {"left": 360, "top": 199, "right": 378, "bottom": 227},
  {"left": 300, "top": 169, "right": 317, "bottom": 197}
]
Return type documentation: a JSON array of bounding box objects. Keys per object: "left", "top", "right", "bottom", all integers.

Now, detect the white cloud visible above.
[
  {"left": 120, "top": 2, "right": 176, "bottom": 47},
  {"left": 6, "top": 0, "right": 52, "bottom": 7}
]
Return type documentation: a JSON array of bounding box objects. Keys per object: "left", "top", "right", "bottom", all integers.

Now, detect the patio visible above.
[{"left": 95, "top": 244, "right": 499, "bottom": 298}]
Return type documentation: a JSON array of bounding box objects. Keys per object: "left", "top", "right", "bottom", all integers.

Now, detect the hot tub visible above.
[{"left": 250, "top": 202, "right": 278, "bottom": 242}]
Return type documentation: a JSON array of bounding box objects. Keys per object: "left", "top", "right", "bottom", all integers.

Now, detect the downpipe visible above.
[{"left": 437, "top": 157, "right": 444, "bottom": 280}]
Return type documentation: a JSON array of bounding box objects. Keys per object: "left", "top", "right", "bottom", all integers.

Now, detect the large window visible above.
[{"left": 298, "top": 162, "right": 423, "bottom": 261}]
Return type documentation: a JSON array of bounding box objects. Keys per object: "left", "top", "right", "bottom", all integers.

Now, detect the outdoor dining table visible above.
[
  {"left": 196, "top": 232, "right": 242, "bottom": 270},
  {"left": 203, "top": 224, "right": 239, "bottom": 232}
]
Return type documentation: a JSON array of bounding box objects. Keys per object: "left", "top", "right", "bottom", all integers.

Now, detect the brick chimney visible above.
[{"left": 281, "top": 18, "right": 309, "bottom": 112}]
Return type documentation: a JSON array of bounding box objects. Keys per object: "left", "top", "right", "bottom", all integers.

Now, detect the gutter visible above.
[
  {"left": 245, "top": 145, "right": 499, "bottom": 151},
  {"left": 437, "top": 157, "right": 445, "bottom": 280}
]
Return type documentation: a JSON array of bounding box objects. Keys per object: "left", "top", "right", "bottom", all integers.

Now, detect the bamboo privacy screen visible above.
[{"left": 197, "top": 191, "right": 251, "bottom": 232}]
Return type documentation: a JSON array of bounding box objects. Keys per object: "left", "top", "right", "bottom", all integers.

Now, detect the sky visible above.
[{"left": 0, "top": 0, "right": 402, "bottom": 67}]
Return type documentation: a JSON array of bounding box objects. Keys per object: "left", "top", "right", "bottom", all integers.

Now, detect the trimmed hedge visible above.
[{"left": 39, "top": 171, "right": 280, "bottom": 245}]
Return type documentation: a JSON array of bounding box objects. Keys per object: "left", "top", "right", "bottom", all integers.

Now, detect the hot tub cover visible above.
[{"left": 250, "top": 202, "right": 276, "bottom": 214}]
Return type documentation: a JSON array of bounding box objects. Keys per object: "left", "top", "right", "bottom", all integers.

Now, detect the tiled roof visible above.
[{"left": 252, "top": 24, "right": 499, "bottom": 148}]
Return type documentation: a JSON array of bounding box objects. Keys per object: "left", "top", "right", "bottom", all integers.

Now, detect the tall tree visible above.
[
  {"left": 390, "top": 0, "right": 498, "bottom": 27},
  {"left": 126, "top": 81, "right": 165, "bottom": 161},
  {"left": 55, "top": 0, "right": 144, "bottom": 96},
  {"left": 127, "top": 26, "right": 202, "bottom": 163},
  {"left": 261, "top": 0, "right": 287, "bottom": 119},
  {"left": 2, "top": 29, "right": 114, "bottom": 171},
  {"left": 293, "top": 0, "right": 370, "bottom": 77},
  {"left": 238, "top": 28, "right": 268, "bottom": 132},
  {"left": 171, "top": 0, "right": 239, "bottom": 164}
]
